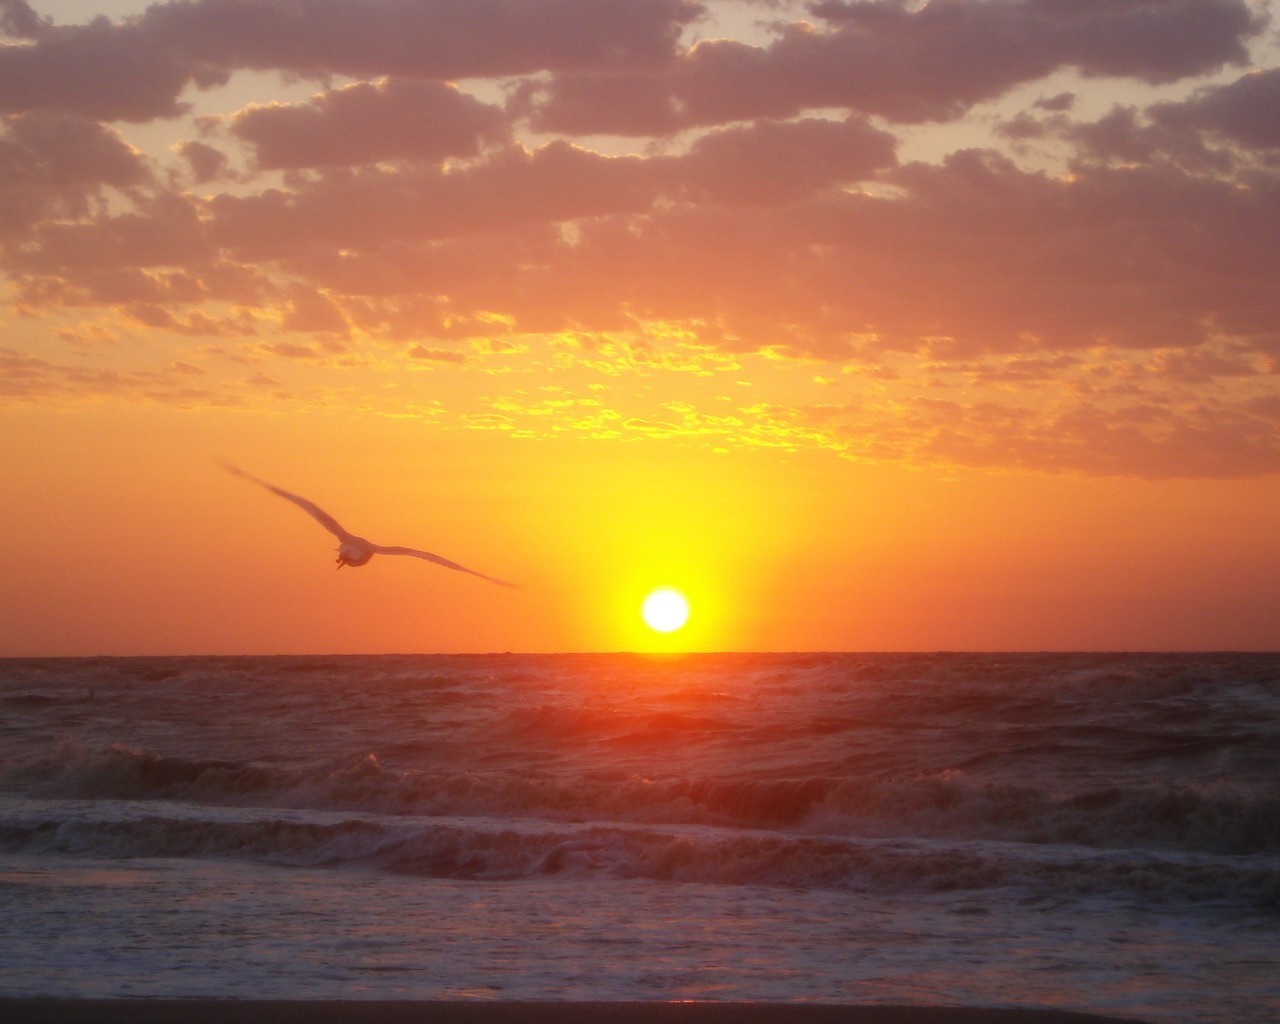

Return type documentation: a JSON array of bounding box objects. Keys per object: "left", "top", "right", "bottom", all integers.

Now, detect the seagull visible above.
[{"left": 225, "top": 463, "right": 516, "bottom": 587}]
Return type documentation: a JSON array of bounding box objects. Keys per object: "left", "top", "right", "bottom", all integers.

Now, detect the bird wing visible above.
[
  {"left": 369, "top": 544, "right": 517, "bottom": 588},
  {"left": 224, "top": 463, "right": 355, "bottom": 542}
]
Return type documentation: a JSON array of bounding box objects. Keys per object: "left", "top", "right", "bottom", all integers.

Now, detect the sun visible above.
[{"left": 641, "top": 588, "right": 690, "bottom": 634}]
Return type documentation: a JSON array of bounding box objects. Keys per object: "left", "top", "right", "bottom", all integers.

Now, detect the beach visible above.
[{"left": 0, "top": 1000, "right": 1153, "bottom": 1024}]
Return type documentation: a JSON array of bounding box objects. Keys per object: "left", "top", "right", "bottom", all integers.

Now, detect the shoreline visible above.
[{"left": 0, "top": 1000, "right": 1154, "bottom": 1024}]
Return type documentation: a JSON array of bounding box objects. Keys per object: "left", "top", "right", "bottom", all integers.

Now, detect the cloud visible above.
[
  {"left": 0, "top": 0, "right": 48, "bottom": 39},
  {"left": 123, "top": 302, "right": 251, "bottom": 336},
  {"left": 1152, "top": 67, "right": 1280, "bottom": 150},
  {"left": 0, "top": 17, "right": 208, "bottom": 122},
  {"left": 921, "top": 396, "right": 1280, "bottom": 479},
  {"left": 1004, "top": 64, "right": 1280, "bottom": 174},
  {"left": 206, "top": 142, "right": 664, "bottom": 259},
  {"left": 677, "top": 116, "right": 898, "bottom": 205},
  {"left": 10, "top": 191, "right": 212, "bottom": 277},
  {"left": 141, "top": 0, "right": 700, "bottom": 79},
  {"left": 408, "top": 345, "right": 467, "bottom": 363},
  {"left": 29, "top": 117, "right": 892, "bottom": 286},
  {"left": 0, "top": 112, "right": 149, "bottom": 237},
  {"left": 0, "top": 0, "right": 699, "bottom": 124},
  {"left": 230, "top": 79, "right": 510, "bottom": 169},
  {"left": 1145, "top": 344, "right": 1270, "bottom": 384},
  {"left": 281, "top": 285, "right": 349, "bottom": 335},
  {"left": 808, "top": 0, "right": 1260, "bottom": 83},
  {"left": 176, "top": 139, "right": 233, "bottom": 184},
  {"left": 2, "top": 0, "right": 1278, "bottom": 480},
  {"left": 1066, "top": 104, "right": 1236, "bottom": 172},
  {"left": 16, "top": 129, "right": 1277, "bottom": 363},
  {"left": 441, "top": 365, "right": 1280, "bottom": 478},
  {"left": 519, "top": 0, "right": 1262, "bottom": 134},
  {"left": 0, "top": 112, "right": 148, "bottom": 192},
  {"left": 0, "top": 343, "right": 247, "bottom": 405}
]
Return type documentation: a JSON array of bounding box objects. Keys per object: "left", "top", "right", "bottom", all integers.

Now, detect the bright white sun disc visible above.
[{"left": 642, "top": 589, "right": 690, "bottom": 633}]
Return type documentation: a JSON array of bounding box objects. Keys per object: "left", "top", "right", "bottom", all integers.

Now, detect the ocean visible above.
[{"left": 1, "top": 653, "right": 1277, "bottom": 1021}]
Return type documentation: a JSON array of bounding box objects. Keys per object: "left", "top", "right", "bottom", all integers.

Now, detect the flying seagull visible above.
[{"left": 225, "top": 464, "right": 515, "bottom": 587}]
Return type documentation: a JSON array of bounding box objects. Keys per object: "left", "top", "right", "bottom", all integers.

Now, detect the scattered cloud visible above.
[
  {"left": 518, "top": 0, "right": 1262, "bottom": 133},
  {"left": 2, "top": 0, "right": 1278, "bottom": 478},
  {"left": 230, "top": 79, "right": 510, "bottom": 170}
]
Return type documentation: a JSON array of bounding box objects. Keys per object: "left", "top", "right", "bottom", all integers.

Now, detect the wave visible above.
[
  {"left": 2, "top": 694, "right": 81, "bottom": 708},
  {"left": 3, "top": 744, "right": 1278, "bottom": 856},
  {"left": 801, "top": 772, "right": 1280, "bottom": 856},
  {"left": 2, "top": 802, "right": 1276, "bottom": 907}
]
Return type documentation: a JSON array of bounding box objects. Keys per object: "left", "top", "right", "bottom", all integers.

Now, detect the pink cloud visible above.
[
  {"left": 0, "top": 113, "right": 148, "bottom": 236},
  {"left": 922, "top": 397, "right": 1280, "bottom": 479},
  {"left": 201, "top": 118, "right": 897, "bottom": 263},
  {"left": 230, "top": 79, "right": 509, "bottom": 169},
  {"left": 1017, "top": 68, "right": 1280, "bottom": 175},
  {"left": 176, "top": 139, "right": 232, "bottom": 184},
  {"left": 0, "top": 1, "right": 47, "bottom": 39},
  {"left": 0, "top": 343, "right": 244, "bottom": 405},
  {"left": 0, "top": 0, "right": 698, "bottom": 125},
  {"left": 281, "top": 285, "right": 349, "bottom": 335},
  {"left": 1064, "top": 104, "right": 1233, "bottom": 172},
  {"left": 677, "top": 116, "right": 897, "bottom": 205},
  {"left": 1145, "top": 345, "right": 1267, "bottom": 384},
  {"left": 1153, "top": 67, "right": 1280, "bottom": 150},
  {"left": 2, "top": 0, "right": 1277, "bottom": 480},
  {"left": 809, "top": 0, "right": 1260, "bottom": 83},
  {"left": 207, "top": 142, "right": 663, "bottom": 258},
  {"left": 12, "top": 192, "right": 213, "bottom": 276},
  {"left": 521, "top": 0, "right": 1262, "bottom": 134},
  {"left": 142, "top": 0, "right": 699, "bottom": 80},
  {"left": 11, "top": 125, "right": 1279, "bottom": 368},
  {"left": 0, "top": 18, "right": 208, "bottom": 122}
]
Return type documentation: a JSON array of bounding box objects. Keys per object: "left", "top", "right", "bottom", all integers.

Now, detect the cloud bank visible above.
[{"left": 2, "top": 0, "right": 1278, "bottom": 477}]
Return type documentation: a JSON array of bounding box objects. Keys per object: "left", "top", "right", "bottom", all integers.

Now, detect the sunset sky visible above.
[{"left": 3, "top": 0, "right": 1278, "bottom": 655}]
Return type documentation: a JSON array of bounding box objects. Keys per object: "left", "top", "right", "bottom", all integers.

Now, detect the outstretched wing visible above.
[
  {"left": 370, "top": 544, "right": 517, "bottom": 588},
  {"left": 224, "top": 463, "right": 354, "bottom": 542}
]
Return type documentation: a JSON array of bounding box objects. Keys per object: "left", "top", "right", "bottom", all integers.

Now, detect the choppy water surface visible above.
[{"left": 1, "top": 653, "right": 1277, "bottom": 1021}]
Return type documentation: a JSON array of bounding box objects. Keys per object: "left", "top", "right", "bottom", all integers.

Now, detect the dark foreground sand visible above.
[{"left": 0, "top": 1002, "right": 1152, "bottom": 1024}]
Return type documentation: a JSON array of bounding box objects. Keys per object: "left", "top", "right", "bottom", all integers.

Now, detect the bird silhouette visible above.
[{"left": 225, "top": 464, "right": 515, "bottom": 587}]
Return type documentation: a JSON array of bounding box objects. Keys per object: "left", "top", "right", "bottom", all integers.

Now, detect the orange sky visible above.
[{"left": 2, "top": 0, "right": 1278, "bottom": 654}]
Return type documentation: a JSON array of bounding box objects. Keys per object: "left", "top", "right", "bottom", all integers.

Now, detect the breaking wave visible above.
[
  {"left": 2, "top": 802, "right": 1276, "bottom": 907},
  {"left": 4, "top": 743, "right": 1278, "bottom": 857}
]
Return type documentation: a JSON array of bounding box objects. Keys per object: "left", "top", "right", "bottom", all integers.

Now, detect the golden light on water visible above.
[{"left": 641, "top": 588, "right": 690, "bottom": 634}]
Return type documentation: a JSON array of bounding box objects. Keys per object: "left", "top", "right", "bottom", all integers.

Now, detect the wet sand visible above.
[{"left": 0, "top": 1000, "right": 1153, "bottom": 1024}]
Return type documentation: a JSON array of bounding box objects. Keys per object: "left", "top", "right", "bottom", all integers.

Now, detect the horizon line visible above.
[{"left": 3, "top": 648, "right": 1277, "bottom": 660}]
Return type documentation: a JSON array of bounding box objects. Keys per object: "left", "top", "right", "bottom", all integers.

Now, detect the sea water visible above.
[{"left": 1, "top": 653, "right": 1277, "bottom": 1021}]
